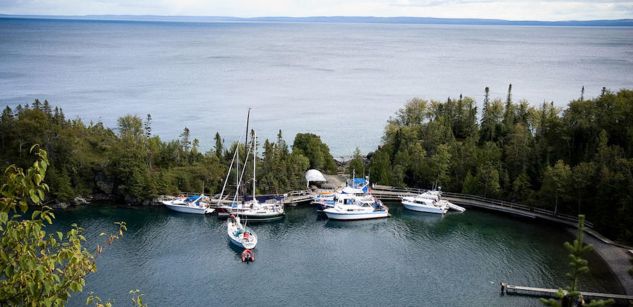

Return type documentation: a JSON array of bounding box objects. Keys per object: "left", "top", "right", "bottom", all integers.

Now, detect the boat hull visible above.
[
  {"left": 323, "top": 209, "right": 389, "bottom": 220},
  {"left": 227, "top": 219, "right": 258, "bottom": 249},
  {"left": 163, "top": 201, "right": 214, "bottom": 214},
  {"left": 402, "top": 201, "right": 448, "bottom": 214}
]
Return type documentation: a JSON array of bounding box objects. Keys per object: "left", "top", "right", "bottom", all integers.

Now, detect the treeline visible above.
[
  {"left": 367, "top": 87, "right": 633, "bottom": 243},
  {"left": 0, "top": 100, "right": 336, "bottom": 204}
]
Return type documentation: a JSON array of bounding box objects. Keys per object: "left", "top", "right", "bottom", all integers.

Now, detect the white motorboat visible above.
[
  {"left": 162, "top": 195, "right": 215, "bottom": 214},
  {"left": 227, "top": 215, "right": 257, "bottom": 249},
  {"left": 323, "top": 193, "right": 389, "bottom": 220},
  {"left": 314, "top": 176, "right": 371, "bottom": 211},
  {"left": 401, "top": 190, "right": 464, "bottom": 214}
]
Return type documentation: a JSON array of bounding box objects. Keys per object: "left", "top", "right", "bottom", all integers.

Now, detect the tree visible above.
[
  {"left": 292, "top": 133, "right": 336, "bottom": 172},
  {"left": 571, "top": 162, "right": 595, "bottom": 214},
  {"left": 214, "top": 132, "right": 223, "bottom": 160},
  {"left": 144, "top": 114, "right": 152, "bottom": 138},
  {"left": 347, "top": 147, "right": 365, "bottom": 178},
  {"left": 429, "top": 143, "right": 451, "bottom": 189},
  {"left": 541, "top": 160, "right": 572, "bottom": 215},
  {"left": 180, "top": 127, "right": 191, "bottom": 153},
  {"left": 0, "top": 146, "right": 126, "bottom": 305},
  {"left": 117, "top": 115, "right": 144, "bottom": 140},
  {"left": 541, "top": 215, "right": 613, "bottom": 306}
]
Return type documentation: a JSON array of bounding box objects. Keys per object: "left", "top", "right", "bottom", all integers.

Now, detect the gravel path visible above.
[{"left": 577, "top": 229, "right": 633, "bottom": 295}]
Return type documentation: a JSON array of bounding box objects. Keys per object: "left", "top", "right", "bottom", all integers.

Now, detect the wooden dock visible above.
[
  {"left": 500, "top": 283, "right": 633, "bottom": 304},
  {"left": 283, "top": 190, "right": 313, "bottom": 205}
]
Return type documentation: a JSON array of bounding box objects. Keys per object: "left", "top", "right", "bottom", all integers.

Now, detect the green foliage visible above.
[
  {"left": 540, "top": 215, "right": 613, "bottom": 306},
  {"left": 369, "top": 89, "right": 633, "bottom": 243},
  {"left": 0, "top": 146, "right": 126, "bottom": 305},
  {"left": 540, "top": 160, "right": 572, "bottom": 214},
  {"left": 292, "top": 133, "right": 337, "bottom": 173},
  {"left": 347, "top": 147, "right": 365, "bottom": 178},
  {"left": 257, "top": 131, "right": 311, "bottom": 193}
]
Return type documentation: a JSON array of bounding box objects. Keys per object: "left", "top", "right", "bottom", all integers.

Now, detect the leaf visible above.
[{"left": 29, "top": 190, "right": 40, "bottom": 204}]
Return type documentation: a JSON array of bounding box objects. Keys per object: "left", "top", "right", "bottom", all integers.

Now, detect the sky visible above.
[{"left": 0, "top": 0, "right": 632, "bottom": 21}]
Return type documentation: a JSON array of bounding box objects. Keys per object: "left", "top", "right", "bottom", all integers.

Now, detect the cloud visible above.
[{"left": 0, "top": 0, "right": 631, "bottom": 20}]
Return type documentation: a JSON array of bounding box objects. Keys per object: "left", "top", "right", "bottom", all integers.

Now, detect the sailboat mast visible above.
[
  {"left": 252, "top": 130, "right": 256, "bottom": 200},
  {"left": 245, "top": 108, "right": 251, "bottom": 148},
  {"left": 236, "top": 144, "right": 239, "bottom": 199}
]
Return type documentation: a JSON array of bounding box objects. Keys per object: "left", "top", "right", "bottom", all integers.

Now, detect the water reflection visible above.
[{"left": 53, "top": 203, "right": 622, "bottom": 306}]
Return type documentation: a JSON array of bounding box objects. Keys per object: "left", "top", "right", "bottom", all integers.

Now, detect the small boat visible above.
[
  {"left": 162, "top": 194, "right": 215, "bottom": 214},
  {"left": 241, "top": 249, "right": 255, "bottom": 262},
  {"left": 401, "top": 190, "right": 464, "bottom": 214},
  {"left": 227, "top": 215, "right": 257, "bottom": 249},
  {"left": 323, "top": 194, "right": 389, "bottom": 220}
]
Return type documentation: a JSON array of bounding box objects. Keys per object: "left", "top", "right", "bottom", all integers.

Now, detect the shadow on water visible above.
[{"left": 226, "top": 240, "right": 245, "bottom": 254}]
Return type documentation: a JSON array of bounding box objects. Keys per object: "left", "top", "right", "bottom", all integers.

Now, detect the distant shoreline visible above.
[{"left": 1, "top": 14, "right": 633, "bottom": 27}]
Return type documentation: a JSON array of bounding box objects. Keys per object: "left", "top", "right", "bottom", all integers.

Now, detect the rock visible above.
[
  {"left": 95, "top": 179, "right": 113, "bottom": 195},
  {"left": 51, "top": 201, "right": 70, "bottom": 209},
  {"left": 92, "top": 193, "right": 111, "bottom": 201},
  {"left": 72, "top": 196, "right": 90, "bottom": 206}
]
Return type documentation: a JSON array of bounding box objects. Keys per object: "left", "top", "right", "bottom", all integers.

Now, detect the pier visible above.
[
  {"left": 369, "top": 184, "right": 593, "bottom": 227},
  {"left": 500, "top": 283, "right": 633, "bottom": 304}
]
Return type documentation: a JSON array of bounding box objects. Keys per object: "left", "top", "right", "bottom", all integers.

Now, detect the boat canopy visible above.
[{"left": 305, "top": 169, "right": 327, "bottom": 183}]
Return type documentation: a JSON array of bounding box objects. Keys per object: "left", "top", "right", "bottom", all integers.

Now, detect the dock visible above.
[
  {"left": 500, "top": 283, "right": 633, "bottom": 304},
  {"left": 283, "top": 190, "right": 313, "bottom": 206},
  {"left": 369, "top": 185, "right": 593, "bottom": 227}
]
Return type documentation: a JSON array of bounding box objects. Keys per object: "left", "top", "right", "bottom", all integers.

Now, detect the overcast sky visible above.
[{"left": 1, "top": 0, "right": 632, "bottom": 21}]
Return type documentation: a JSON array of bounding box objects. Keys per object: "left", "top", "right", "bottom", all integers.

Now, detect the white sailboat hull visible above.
[
  {"left": 162, "top": 201, "right": 214, "bottom": 214},
  {"left": 227, "top": 218, "right": 257, "bottom": 249}
]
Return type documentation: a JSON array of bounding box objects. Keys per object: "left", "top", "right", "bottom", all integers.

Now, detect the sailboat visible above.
[
  {"left": 216, "top": 114, "right": 285, "bottom": 221},
  {"left": 227, "top": 214, "right": 258, "bottom": 249}
]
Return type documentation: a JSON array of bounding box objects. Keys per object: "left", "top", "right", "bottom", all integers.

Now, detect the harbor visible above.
[
  {"left": 54, "top": 202, "right": 626, "bottom": 306},
  {"left": 152, "top": 169, "right": 633, "bottom": 303}
]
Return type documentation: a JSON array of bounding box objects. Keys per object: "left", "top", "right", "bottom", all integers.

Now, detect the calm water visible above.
[
  {"left": 53, "top": 204, "right": 621, "bottom": 306},
  {"left": 1, "top": 18, "right": 633, "bottom": 155}
]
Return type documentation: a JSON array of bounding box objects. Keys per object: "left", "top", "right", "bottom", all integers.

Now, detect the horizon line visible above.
[{"left": 1, "top": 14, "right": 633, "bottom": 24}]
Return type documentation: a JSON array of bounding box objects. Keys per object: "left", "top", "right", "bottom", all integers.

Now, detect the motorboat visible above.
[
  {"left": 400, "top": 190, "right": 465, "bottom": 214},
  {"left": 323, "top": 193, "right": 389, "bottom": 220},
  {"left": 314, "top": 176, "right": 371, "bottom": 211},
  {"left": 227, "top": 215, "right": 257, "bottom": 249},
  {"left": 162, "top": 194, "right": 215, "bottom": 214}
]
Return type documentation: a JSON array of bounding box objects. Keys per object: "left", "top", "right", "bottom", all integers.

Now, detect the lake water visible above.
[
  {"left": 1, "top": 18, "right": 633, "bottom": 155},
  {"left": 54, "top": 204, "right": 621, "bottom": 306}
]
